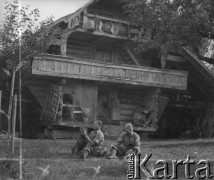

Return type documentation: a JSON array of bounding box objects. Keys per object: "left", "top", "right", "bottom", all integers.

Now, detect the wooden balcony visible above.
[
  {"left": 32, "top": 54, "right": 188, "bottom": 90},
  {"left": 69, "top": 12, "right": 144, "bottom": 40}
]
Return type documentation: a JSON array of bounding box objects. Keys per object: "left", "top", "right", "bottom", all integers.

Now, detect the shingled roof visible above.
[
  {"left": 53, "top": 0, "right": 96, "bottom": 25},
  {"left": 182, "top": 47, "right": 214, "bottom": 101}
]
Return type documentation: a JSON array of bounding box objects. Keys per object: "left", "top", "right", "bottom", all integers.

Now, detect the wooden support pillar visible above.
[
  {"left": 61, "top": 38, "right": 67, "bottom": 56},
  {"left": 161, "top": 55, "right": 167, "bottom": 69},
  {"left": 11, "top": 95, "right": 17, "bottom": 155}
]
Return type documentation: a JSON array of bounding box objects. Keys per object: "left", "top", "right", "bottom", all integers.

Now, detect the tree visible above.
[
  {"left": 0, "top": 0, "right": 61, "bottom": 135},
  {"left": 122, "top": 0, "right": 214, "bottom": 65}
]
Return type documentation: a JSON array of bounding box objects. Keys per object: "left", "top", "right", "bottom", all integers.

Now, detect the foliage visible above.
[
  {"left": 122, "top": 0, "right": 214, "bottom": 64},
  {"left": 0, "top": 0, "right": 61, "bottom": 73},
  {"left": 0, "top": 0, "right": 62, "bottom": 129}
]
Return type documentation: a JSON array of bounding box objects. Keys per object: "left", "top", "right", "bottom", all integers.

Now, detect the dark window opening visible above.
[
  {"left": 101, "top": 93, "right": 109, "bottom": 109},
  {"left": 62, "top": 106, "right": 71, "bottom": 120},
  {"left": 47, "top": 45, "right": 61, "bottom": 55},
  {"left": 63, "top": 93, "right": 73, "bottom": 105}
]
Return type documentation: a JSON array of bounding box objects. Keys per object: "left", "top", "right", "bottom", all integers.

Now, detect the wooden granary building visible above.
[{"left": 24, "top": 0, "right": 214, "bottom": 138}]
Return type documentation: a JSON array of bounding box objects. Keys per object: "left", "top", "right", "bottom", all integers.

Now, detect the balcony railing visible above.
[
  {"left": 32, "top": 54, "right": 188, "bottom": 90},
  {"left": 69, "top": 12, "right": 144, "bottom": 40}
]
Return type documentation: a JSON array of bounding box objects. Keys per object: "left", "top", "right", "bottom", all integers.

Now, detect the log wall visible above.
[
  {"left": 26, "top": 79, "right": 98, "bottom": 122},
  {"left": 96, "top": 86, "right": 161, "bottom": 128},
  {"left": 66, "top": 39, "right": 92, "bottom": 60},
  {"left": 72, "top": 80, "right": 97, "bottom": 122},
  {"left": 119, "top": 87, "right": 160, "bottom": 125},
  {"left": 66, "top": 38, "right": 134, "bottom": 65}
]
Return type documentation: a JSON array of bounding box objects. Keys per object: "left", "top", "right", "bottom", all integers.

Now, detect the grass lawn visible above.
[{"left": 0, "top": 138, "right": 214, "bottom": 179}]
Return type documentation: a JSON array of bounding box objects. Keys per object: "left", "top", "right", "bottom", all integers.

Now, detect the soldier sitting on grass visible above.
[
  {"left": 72, "top": 120, "right": 107, "bottom": 159},
  {"left": 107, "top": 123, "right": 141, "bottom": 159},
  {"left": 71, "top": 127, "right": 88, "bottom": 156}
]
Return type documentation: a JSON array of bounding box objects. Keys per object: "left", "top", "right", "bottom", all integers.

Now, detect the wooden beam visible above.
[
  {"left": 167, "top": 103, "right": 207, "bottom": 109},
  {"left": 172, "top": 63, "right": 208, "bottom": 97},
  {"left": 123, "top": 45, "right": 141, "bottom": 66},
  {"left": 182, "top": 47, "right": 214, "bottom": 82},
  {"left": 166, "top": 55, "right": 186, "bottom": 63}
]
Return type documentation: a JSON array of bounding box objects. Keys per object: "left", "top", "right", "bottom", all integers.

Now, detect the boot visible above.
[
  {"left": 106, "top": 148, "right": 117, "bottom": 159},
  {"left": 81, "top": 150, "right": 89, "bottom": 160}
]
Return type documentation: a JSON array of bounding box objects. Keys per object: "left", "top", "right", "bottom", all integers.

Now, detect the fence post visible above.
[
  {"left": 11, "top": 95, "right": 17, "bottom": 155},
  {"left": 8, "top": 70, "right": 16, "bottom": 139}
]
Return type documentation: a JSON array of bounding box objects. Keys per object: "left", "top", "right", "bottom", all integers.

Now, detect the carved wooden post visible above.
[
  {"left": 82, "top": 9, "right": 88, "bottom": 30},
  {"left": 161, "top": 55, "right": 167, "bottom": 69},
  {"left": 95, "top": 15, "right": 98, "bottom": 31},
  {"left": 161, "top": 47, "right": 168, "bottom": 69},
  {"left": 61, "top": 37, "right": 67, "bottom": 56}
]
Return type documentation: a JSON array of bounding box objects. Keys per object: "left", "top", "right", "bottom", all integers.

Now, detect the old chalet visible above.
[{"left": 24, "top": 0, "right": 214, "bottom": 138}]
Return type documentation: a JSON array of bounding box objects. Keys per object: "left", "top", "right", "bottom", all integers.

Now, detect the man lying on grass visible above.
[
  {"left": 107, "top": 123, "right": 141, "bottom": 159},
  {"left": 72, "top": 120, "right": 107, "bottom": 159}
]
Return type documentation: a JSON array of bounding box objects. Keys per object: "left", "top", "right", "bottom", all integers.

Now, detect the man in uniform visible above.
[
  {"left": 78, "top": 120, "right": 106, "bottom": 159},
  {"left": 107, "top": 123, "right": 141, "bottom": 159},
  {"left": 71, "top": 127, "right": 88, "bottom": 155}
]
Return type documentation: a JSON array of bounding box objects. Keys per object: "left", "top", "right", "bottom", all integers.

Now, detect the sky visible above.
[{"left": 0, "top": 0, "right": 90, "bottom": 25}]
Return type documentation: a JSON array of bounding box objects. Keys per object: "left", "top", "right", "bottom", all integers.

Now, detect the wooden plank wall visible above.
[
  {"left": 72, "top": 80, "right": 98, "bottom": 122},
  {"left": 66, "top": 39, "right": 92, "bottom": 60},
  {"left": 96, "top": 86, "right": 161, "bottom": 126},
  {"left": 27, "top": 77, "right": 161, "bottom": 127},
  {"left": 33, "top": 55, "right": 188, "bottom": 90},
  {"left": 119, "top": 87, "right": 160, "bottom": 125},
  {"left": 26, "top": 78, "right": 98, "bottom": 122},
  {"left": 66, "top": 38, "right": 135, "bottom": 65},
  {"left": 95, "top": 45, "right": 112, "bottom": 63},
  {"left": 97, "top": 92, "right": 111, "bottom": 124}
]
